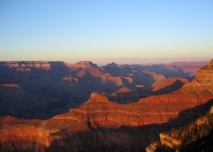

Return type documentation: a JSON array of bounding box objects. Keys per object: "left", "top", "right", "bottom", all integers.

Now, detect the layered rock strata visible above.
[{"left": 0, "top": 60, "right": 212, "bottom": 151}]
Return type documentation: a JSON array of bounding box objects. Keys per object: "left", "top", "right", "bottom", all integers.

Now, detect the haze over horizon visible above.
[{"left": 0, "top": 0, "right": 213, "bottom": 64}]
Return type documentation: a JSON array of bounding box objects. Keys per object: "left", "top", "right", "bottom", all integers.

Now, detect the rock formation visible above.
[
  {"left": 171, "top": 61, "right": 209, "bottom": 76},
  {"left": 1, "top": 60, "right": 205, "bottom": 118},
  {"left": 0, "top": 60, "right": 212, "bottom": 151},
  {"left": 135, "top": 61, "right": 208, "bottom": 78},
  {"left": 146, "top": 106, "right": 213, "bottom": 152},
  {"left": 151, "top": 77, "right": 189, "bottom": 92}
]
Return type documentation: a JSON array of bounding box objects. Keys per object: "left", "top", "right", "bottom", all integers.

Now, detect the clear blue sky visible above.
[{"left": 0, "top": 0, "right": 213, "bottom": 64}]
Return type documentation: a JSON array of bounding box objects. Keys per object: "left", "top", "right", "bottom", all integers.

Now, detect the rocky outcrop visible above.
[
  {"left": 192, "top": 59, "right": 213, "bottom": 85},
  {"left": 146, "top": 106, "right": 213, "bottom": 152},
  {"left": 110, "top": 87, "right": 140, "bottom": 103},
  {"left": 71, "top": 61, "right": 103, "bottom": 77},
  {"left": 103, "top": 62, "right": 132, "bottom": 76},
  {"left": 151, "top": 78, "right": 189, "bottom": 93},
  {"left": 70, "top": 61, "right": 98, "bottom": 68},
  {"left": 113, "top": 87, "right": 132, "bottom": 94}
]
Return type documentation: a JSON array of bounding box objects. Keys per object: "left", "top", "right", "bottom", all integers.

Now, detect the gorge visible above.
[{"left": 0, "top": 60, "right": 212, "bottom": 152}]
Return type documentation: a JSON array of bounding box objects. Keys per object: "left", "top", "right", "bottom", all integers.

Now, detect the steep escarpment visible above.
[{"left": 0, "top": 61, "right": 52, "bottom": 71}]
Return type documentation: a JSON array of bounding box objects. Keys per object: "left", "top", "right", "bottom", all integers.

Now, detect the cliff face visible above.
[
  {"left": 146, "top": 106, "right": 213, "bottom": 152},
  {"left": 192, "top": 59, "right": 213, "bottom": 85},
  {"left": 0, "top": 61, "right": 51, "bottom": 71},
  {"left": 0, "top": 61, "right": 70, "bottom": 72}
]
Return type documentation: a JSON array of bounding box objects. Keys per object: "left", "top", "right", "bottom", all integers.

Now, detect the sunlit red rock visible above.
[
  {"left": 151, "top": 78, "right": 189, "bottom": 92},
  {"left": 0, "top": 84, "right": 21, "bottom": 89},
  {"left": 0, "top": 60, "right": 212, "bottom": 151}
]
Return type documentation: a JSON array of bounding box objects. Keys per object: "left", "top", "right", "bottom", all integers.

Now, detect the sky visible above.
[{"left": 0, "top": 0, "right": 213, "bottom": 64}]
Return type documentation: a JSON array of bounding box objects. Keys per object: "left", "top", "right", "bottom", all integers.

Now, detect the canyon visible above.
[
  {"left": 0, "top": 60, "right": 212, "bottom": 152},
  {"left": 0, "top": 61, "right": 207, "bottom": 118}
]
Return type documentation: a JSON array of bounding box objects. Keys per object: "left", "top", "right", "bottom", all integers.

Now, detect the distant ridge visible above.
[{"left": 71, "top": 61, "right": 98, "bottom": 68}]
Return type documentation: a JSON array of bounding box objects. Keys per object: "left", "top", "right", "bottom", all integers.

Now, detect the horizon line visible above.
[{"left": 0, "top": 58, "right": 211, "bottom": 66}]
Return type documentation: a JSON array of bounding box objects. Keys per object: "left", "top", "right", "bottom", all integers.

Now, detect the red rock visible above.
[
  {"left": 171, "top": 61, "right": 208, "bottom": 76},
  {"left": 0, "top": 60, "right": 212, "bottom": 152},
  {"left": 152, "top": 78, "right": 189, "bottom": 92},
  {"left": 113, "top": 87, "right": 132, "bottom": 94},
  {"left": 0, "top": 84, "right": 21, "bottom": 89}
]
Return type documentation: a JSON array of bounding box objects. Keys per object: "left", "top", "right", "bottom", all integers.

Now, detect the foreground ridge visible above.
[{"left": 146, "top": 106, "right": 213, "bottom": 152}]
